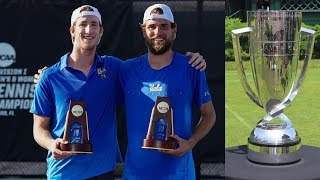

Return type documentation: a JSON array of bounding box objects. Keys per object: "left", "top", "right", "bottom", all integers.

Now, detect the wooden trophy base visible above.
[
  {"left": 60, "top": 143, "right": 93, "bottom": 154},
  {"left": 142, "top": 138, "right": 176, "bottom": 150}
]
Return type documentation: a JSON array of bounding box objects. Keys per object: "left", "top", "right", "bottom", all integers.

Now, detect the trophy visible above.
[
  {"left": 142, "top": 96, "right": 176, "bottom": 150},
  {"left": 232, "top": 10, "right": 315, "bottom": 165},
  {"left": 60, "top": 100, "right": 93, "bottom": 153}
]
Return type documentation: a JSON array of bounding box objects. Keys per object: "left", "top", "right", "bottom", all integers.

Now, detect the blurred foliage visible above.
[
  {"left": 225, "top": 17, "right": 249, "bottom": 61},
  {"left": 225, "top": 17, "right": 320, "bottom": 61},
  {"left": 300, "top": 23, "right": 320, "bottom": 59}
]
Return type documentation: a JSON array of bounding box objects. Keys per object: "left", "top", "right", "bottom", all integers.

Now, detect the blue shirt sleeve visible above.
[
  {"left": 193, "top": 71, "right": 212, "bottom": 108},
  {"left": 118, "top": 60, "right": 128, "bottom": 91},
  {"left": 30, "top": 70, "right": 54, "bottom": 117},
  {"left": 116, "top": 61, "right": 125, "bottom": 105},
  {"left": 109, "top": 56, "right": 124, "bottom": 105}
]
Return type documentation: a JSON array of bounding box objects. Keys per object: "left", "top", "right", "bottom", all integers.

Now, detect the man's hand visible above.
[
  {"left": 159, "top": 135, "right": 196, "bottom": 157},
  {"left": 34, "top": 66, "right": 48, "bottom": 84},
  {"left": 49, "top": 138, "right": 74, "bottom": 160},
  {"left": 186, "top": 52, "right": 206, "bottom": 71}
]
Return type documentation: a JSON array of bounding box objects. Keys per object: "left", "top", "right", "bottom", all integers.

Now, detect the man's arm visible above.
[
  {"left": 188, "top": 101, "right": 216, "bottom": 146},
  {"left": 160, "top": 101, "right": 216, "bottom": 157},
  {"left": 33, "top": 114, "right": 73, "bottom": 160}
]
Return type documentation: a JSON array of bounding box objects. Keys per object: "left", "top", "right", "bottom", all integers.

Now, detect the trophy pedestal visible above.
[
  {"left": 60, "top": 143, "right": 93, "bottom": 154},
  {"left": 142, "top": 138, "right": 176, "bottom": 150},
  {"left": 247, "top": 125, "right": 301, "bottom": 165},
  {"left": 226, "top": 145, "right": 320, "bottom": 179}
]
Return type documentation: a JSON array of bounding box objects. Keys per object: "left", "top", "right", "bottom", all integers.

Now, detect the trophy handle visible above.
[
  {"left": 268, "top": 27, "right": 316, "bottom": 117},
  {"left": 231, "top": 27, "right": 263, "bottom": 108}
]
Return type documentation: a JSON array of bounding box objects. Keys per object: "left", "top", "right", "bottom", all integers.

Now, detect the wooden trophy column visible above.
[
  {"left": 60, "top": 100, "right": 92, "bottom": 153},
  {"left": 142, "top": 96, "right": 176, "bottom": 150}
]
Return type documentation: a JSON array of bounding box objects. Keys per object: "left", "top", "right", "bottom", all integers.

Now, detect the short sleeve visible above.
[
  {"left": 29, "top": 70, "right": 54, "bottom": 117},
  {"left": 193, "top": 71, "right": 212, "bottom": 108}
]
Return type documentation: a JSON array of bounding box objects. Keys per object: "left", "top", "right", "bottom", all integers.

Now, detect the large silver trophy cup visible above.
[{"left": 232, "top": 10, "right": 315, "bottom": 165}]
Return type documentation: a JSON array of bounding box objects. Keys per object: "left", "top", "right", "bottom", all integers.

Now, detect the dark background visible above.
[{"left": 0, "top": 0, "right": 225, "bottom": 177}]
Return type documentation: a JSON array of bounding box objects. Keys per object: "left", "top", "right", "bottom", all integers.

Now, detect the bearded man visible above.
[{"left": 119, "top": 4, "right": 216, "bottom": 180}]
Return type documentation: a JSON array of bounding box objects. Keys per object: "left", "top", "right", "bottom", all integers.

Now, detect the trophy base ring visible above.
[
  {"left": 142, "top": 139, "right": 176, "bottom": 150},
  {"left": 247, "top": 141, "right": 301, "bottom": 165},
  {"left": 60, "top": 143, "right": 93, "bottom": 154}
]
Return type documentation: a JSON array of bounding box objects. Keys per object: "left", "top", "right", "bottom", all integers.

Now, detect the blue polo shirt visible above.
[
  {"left": 120, "top": 52, "right": 212, "bottom": 180},
  {"left": 30, "top": 53, "right": 123, "bottom": 179}
]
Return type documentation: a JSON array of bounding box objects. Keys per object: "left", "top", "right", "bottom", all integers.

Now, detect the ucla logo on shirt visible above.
[
  {"left": 97, "top": 67, "right": 106, "bottom": 78},
  {"left": 149, "top": 83, "right": 162, "bottom": 92}
]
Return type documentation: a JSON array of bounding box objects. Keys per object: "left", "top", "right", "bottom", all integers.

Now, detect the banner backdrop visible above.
[{"left": 0, "top": 0, "right": 225, "bottom": 166}]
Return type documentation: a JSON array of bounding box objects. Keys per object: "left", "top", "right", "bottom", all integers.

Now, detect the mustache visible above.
[{"left": 149, "top": 36, "right": 166, "bottom": 40}]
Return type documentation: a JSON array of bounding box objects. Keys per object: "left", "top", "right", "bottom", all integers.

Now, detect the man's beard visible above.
[{"left": 145, "top": 36, "right": 173, "bottom": 55}]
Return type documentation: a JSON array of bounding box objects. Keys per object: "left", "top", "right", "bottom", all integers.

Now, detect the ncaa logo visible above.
[
  {"left": 0, "top": 42, "right": 16, "bottom": 68},
  {"left": 71, "top": 105, "right": 84, "bottom": 117},
  {"left": 157, "top": 101, "right": 169, "bottom": 114}
]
